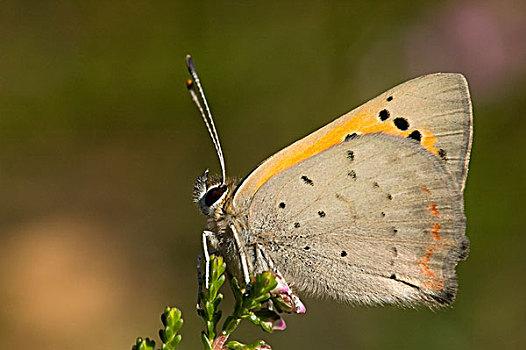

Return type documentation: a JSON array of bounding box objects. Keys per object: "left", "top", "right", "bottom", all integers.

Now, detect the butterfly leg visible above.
[
  {"left": 229, "top": 224, "right": 251, "bottom": 286},
  {"left": 196, "top": 252, "right": 204, "bottom": 311},
  {"left": 256, "top": 243, "right": 306, "bottom": 314},
  {"left": 202, "top": 230, "right": 213, "bottom": 288},
  {"left": 196, "top": 230, "right": 214, "bottom": 311}
]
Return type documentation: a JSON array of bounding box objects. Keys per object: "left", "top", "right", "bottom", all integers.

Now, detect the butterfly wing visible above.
[
  {"left": 247, "top": 133, "right": 468, "bottom": 306},
  {"left": 232, "top": 73, "right": 472, "bottom": 211}
]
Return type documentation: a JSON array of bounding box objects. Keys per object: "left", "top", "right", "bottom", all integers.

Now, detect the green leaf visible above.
[
  {"left": 257, "top": 319, "right": 273, "bottom": 333},
  {"left": 222, "top": 316, "right": 241, "bottom": 335},
  {"left": 157, "top": 307, "right": 183, "bottom": 350},
  {"left": 246, "top": 340, "right": 272, "bottom": 350},
  {"left": 132, "top": 337, "right": 156, "bottom": 350},
  {"left": 161, "top": 334, "right": 182, "bottom": 350},
  {"left": 225, "top": 340, "right": 246, "bottom": 350},
  {"left": 213, "top": 293, "right": 223, "bottom": 309},
  {"left": 201, "top": 332, "right": 213, "bottom": 350},
  {"left": 205, "top": 300, "right": 215, "bottom": 318},
  {"left": 225, "top": 340, "right": 271, "bottom": 350}
]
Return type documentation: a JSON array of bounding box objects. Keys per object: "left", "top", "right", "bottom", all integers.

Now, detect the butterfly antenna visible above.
[{"left": 185, "top": 55, "right": 226, "bottom": 185}]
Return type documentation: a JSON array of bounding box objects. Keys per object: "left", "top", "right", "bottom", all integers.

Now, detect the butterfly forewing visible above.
[
  {"left": 232, "top": 73, "right": 472, "bottom": 211},
  {"left": 375, "top": 73, "right": 473, "bottom": 190},
  {"left": 246, "top": 134, "right": 468, "bottom": 306}
]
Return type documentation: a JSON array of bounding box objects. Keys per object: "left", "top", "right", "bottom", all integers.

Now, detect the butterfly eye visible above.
[{"left": 204, "top": 185, "right": 227, "bottom": 206}]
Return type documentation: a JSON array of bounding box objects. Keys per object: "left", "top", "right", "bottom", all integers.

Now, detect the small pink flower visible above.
[
  {"left": 271, "top": 274, "right": 291, "bottom": 294},
  {"left": 271, "top": 317, "right": 287, "bottom": 331},
  {"left": 291, "top": 293, "right": 306, "bottom": 314}
]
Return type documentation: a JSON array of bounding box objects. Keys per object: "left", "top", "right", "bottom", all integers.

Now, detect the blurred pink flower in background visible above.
[{"left": 405, "top": 0, "right": 526, "bottom": 97}]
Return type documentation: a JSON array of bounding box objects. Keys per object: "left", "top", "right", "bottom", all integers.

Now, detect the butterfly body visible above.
[{"left": 189, "top": 62, "right": 472, "bottom": 308}]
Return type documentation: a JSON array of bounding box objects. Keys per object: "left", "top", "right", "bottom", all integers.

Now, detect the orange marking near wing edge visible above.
[
  {"left": 430, "top": 203, "right": 439, "bottom": 216},
  {"left": 421, "top": 187, "right": 432, "bottom": 195},
  {"left": 254, "top": 111, "right": 439, "bottom": 190},
  {"left": 421, "top": 129, "right": 437, "bottom": 153},
  {"left": 419, "top": 221, "right": 443, "bottom": 280},
  {"left": 432, "top": 223, "right": 442, "bottom": 241},
  {"left": 419, "top": 247, "right": 436, "bottom": 278}
]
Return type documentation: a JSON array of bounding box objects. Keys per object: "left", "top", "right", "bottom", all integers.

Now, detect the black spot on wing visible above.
[
  {"left": 394, "top": 117, "right": 409, "bottom": 131},
  {"left": 408, "top": 130, "right": 422, "bottom": 142},
  {"left": 294, "top": 222, "right": 300, "bottom": 228},
  {"left": 344, "top": 133, "right": 358, "bottom": 141},
  {"left": 346, "top": 150, "right": 355, "bottom": 161},
  {"left": 318, "top": 210, "right": 326, "bottom": 218},
  {"left": 387, "top": 96, "right": 393, "bottom": 102},
  {"left": 340, "top": 251, "right": 347, "bottom": 257},
  {"left": 378, "top": 109, "right": 390, "bottom": 121},
  {"left": 301, "top": 175, "right": 314, "bottom": 186},
  {"left": 348, "top": 170, "right": 357, "bottom": 180}
]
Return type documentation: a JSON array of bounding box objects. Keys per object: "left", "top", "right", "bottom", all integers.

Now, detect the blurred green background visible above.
[{"left": 1, "top": 1, "right": 525, "bottom": 349}]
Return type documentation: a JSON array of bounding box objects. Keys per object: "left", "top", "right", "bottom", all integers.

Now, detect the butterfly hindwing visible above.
[{"left": 247, "top": 133, "right": 468, "bottom": 306}]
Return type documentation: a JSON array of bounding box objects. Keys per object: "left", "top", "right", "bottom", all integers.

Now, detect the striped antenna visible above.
[{"left": 185, "top": 55, "right": 226, "bottom": 185}]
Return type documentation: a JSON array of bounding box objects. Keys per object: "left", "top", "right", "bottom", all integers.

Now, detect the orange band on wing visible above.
[{"left": 255, "top": 111, "right": 438, "bottom": 189}]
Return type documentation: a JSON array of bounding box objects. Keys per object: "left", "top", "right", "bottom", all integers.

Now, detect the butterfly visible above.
[{"left": 187, "top": 55, "right": 472, "bottom": 308}]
